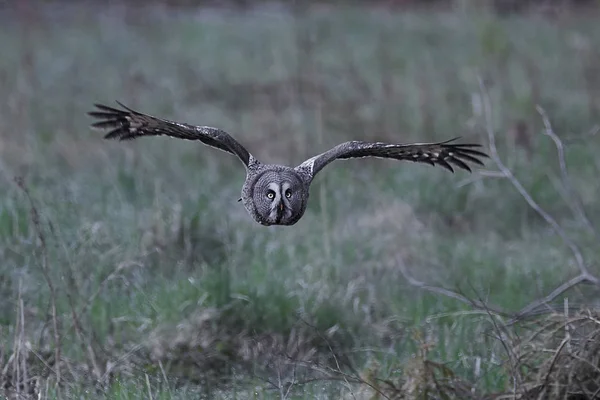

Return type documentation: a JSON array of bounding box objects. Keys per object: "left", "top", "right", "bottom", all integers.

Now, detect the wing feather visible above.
[
  {"left": 87, "top": 102, "right": 254, "bottom": 168},
  {"left": 296, "top": 137, "right": 488, "bottom": 180}
]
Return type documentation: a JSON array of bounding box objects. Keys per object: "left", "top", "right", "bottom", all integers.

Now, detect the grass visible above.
[{"left": 1, "top": 2, "right": 600, "bottom": 398}]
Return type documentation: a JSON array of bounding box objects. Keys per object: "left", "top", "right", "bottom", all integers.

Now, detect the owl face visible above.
[{"left": 247, "top": 169, "right": 307, "bottom": 226}]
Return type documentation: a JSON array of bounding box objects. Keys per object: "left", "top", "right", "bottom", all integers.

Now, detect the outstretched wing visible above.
[
  {"left": 296, "top": 137, "right": 488, "bottom": 181},
  {"left": 88, "top": 102, "right": 254, "bottom": 168}
]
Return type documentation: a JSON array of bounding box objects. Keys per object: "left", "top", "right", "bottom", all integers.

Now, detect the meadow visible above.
[{"left": 1, "top": 2, "right": 600, "bottom": 398}]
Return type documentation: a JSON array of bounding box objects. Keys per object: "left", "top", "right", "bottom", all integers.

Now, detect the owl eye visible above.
[
  {"left": 285, "top": 189, "right": 292, "bottom": 199},
  {"left": 266, "top": 190, "right": 275, "bottom": 200}
]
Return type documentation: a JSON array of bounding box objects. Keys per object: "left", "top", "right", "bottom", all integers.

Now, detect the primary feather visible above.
[
  {"left": 88, "top": 102, "right": 254, "bottom": 168},
  {"left": 295, "top": 137, "right": 488, "bottom": 180}
]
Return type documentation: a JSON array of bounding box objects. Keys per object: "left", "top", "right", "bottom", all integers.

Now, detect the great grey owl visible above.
[{"left": 88, "top": 102, "right": 488, "bottom": 226}]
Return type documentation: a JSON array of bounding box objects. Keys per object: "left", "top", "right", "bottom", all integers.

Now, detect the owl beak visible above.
[{"left": 279, "top": 202, "right": 285, "bottom": 212}]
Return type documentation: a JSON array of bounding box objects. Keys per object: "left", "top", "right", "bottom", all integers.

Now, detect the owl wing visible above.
[
  {"left": 296, "top": 137, "right": 488, "bottom": 180},
  {"left": 88, "top": 102, "right": 254, "bottom": 168}
]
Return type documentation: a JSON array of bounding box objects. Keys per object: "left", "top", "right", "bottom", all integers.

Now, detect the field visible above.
[{"left": 1, "top": 2, "right": 600, "bottom": 399}]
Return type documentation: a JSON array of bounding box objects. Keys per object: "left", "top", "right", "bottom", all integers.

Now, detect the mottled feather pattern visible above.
[{"left": 88, "top": 102, "right": 252, "bottom": 167}]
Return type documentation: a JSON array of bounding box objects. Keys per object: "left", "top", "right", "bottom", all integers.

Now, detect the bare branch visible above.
[
  {"left": 455, "top": 169, "right": 506, "bottom": 188},
  {"left": 509, "top": 274, "right": 588, "bottom": 324},
  {"left": 536, "top": 105, "right": 597, "bottom": 237},
  {"left": 403, "top": 81, "right": 600, "bottom": 330},
  {"left": 397, "top": 259, "right": 507, "bottom": 316},
  {"left": 478, "top": 79, "right": 594, "bottom": 283}
]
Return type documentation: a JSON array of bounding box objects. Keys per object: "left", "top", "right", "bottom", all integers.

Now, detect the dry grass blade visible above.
[{"left": 13, "top": 176, "right": 62, "bottom": 390}]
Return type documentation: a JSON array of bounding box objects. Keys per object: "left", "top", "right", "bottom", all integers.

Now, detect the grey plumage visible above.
[{"left": 88, "top": 102, "right": 488, "bottom": 226}]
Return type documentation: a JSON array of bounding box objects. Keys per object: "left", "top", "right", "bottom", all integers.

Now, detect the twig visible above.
[
  {"left": 298, "top": 316, "right": 358, "bottom": 399},
  {"left": 540, "top": 336, "right": 569, "bottom": 398},
  {"left": 14, "top": 176, "right": 61, "bottom": 387},
  {"left": 276, "top": 361, "right": 285, "bottom": 399},
  {"left": 471, "top": 286, "right": 520, "bottom": 398},
  {"left": 455, "top": 169, "right": 506, "bottom": 188},
  {"left": 536, "top": 105, "right": 597, "bottom": 237},
  {"left": 98, "top": 343, "right": 143, "bottom": 385},
  {"left": 296, "top": 316, "right": 390, "bottom": 400},
  {"left": 509, "top": 274, "right": 588, "bottom": 324},
  {"left": 283, "top": 358, "right": 297, "bottom": 399},
  {"left": 397, "top": 258, "right": 507, "bottom": 316},
  {"left": 290, "top": 357, "right": 391, "bottom": 399}
]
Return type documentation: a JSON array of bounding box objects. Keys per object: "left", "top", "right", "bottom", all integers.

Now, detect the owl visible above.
[{"left": 88, "top": 102, "right": 488, "bottom": 226}]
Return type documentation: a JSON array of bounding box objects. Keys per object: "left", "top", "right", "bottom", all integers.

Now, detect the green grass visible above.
[{"left": 1, "top": 2, "right": 600, "bottom": 399}]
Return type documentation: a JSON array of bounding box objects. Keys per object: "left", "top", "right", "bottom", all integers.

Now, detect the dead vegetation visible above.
[{"left": 514, "top": 309, "right": 600, "bottom": 399}]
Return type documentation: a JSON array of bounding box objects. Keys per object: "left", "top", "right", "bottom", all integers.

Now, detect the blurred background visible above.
[{"left": 2, "top": 0, "right": 600, "bottom": 398}]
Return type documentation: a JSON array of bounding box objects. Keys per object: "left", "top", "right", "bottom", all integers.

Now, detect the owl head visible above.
[{"left": 244, "top": 168, "right": 308, "bottom": 226}]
